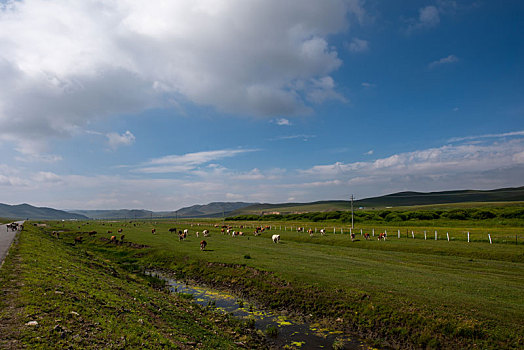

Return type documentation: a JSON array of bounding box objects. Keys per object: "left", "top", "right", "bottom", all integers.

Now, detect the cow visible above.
[
  {"left": 308, "top": 229, "right": 314, "bottom": 237},
  {"left": 120, "top": 234, "right": 125, "bottom": 243},
  {"left": 202, "top": 229, "right": 209, "bottom": 237},
  {"left": 320, "top": 229, "right": 326, "bottom": 236},
  {"left": 151, "top": 228, "right": 156, "bottom": 235},
  {"left": 74, "top": 236, "right": 83, "bottom": 244},
  {"left": 107, "top": 230, "right": 113, "bottom": 234},
  {"left": 200, "top": 240, "right": 207, "bottom": 250},
  {"left": 118, "top": 228, "right": 123, "bottom": 233},
  {"left": 272, "top": 234, "right": 280, "bottom": 243},
  {"left": 88, "top": 231, "right": 97, "bottom": 236},
  {"left": 364, "top": 233, "right": 370, "bottom": 240},
  {"left": 350, "top": 232, "right": 356, "bottom": 241},
  {"left": 169, "top": 228, "right": 177, "bottom": 234},
  {"left": 183, "top": 229, "right": 189, "bottom": 236}
]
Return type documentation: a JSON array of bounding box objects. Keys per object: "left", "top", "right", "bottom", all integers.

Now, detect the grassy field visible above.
[
  {"left": 0, "top": 224, "right": 265, "bottom": 349},
  {"left": 15, "top": 218, "right": 520, "bottom": 349}
]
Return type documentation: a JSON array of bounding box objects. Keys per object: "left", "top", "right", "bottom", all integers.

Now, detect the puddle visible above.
[{"left": 148, "top": 271, "right": 372, "bottom": 349}]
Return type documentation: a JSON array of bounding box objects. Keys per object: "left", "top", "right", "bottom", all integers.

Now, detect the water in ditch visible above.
[{"left": 151, "top": 272, "right": 372, "bottom": 349}]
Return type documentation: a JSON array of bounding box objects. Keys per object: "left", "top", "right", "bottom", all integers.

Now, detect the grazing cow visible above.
[
  {"left": 364, "top": 233, "right": 370, "bottom": 240},
  {"left": 52, "top": 231, "right": 60, "bottom": 239},
  {"left": 350, "top": 232, "right": 356, "bottom": 241},
  {"left": 200, "top": 240, "right": 207, "bottom": 250},
  {"left": 120, "top": 234, "right": 125, "bottom": 243},
  {"left": 110, "top": 235, "right": 116, "bottom": 243},
  {"left": 272, "top": 234, "right": 280, "bottom": 243},
  {"left": 74, "top": 236, "right": 83, "bottom": 244},
  {"left": 183, "top": 229, "right": 189, "bottom": 236},
  {"left": 151, "top": 228, "right": 156, "bottom": 235},
  {"left": 195, "top": 231, "right": 199, "bottom": 238},
  {"left": 202, "top": 229, "right": 209, "bottom": 237},
  {"left": 320, "top": 229, "right": 326, "bottom": 236},
  {"left": 253, "top": 230, "right": 260, "bottom": 236},
  {"left": 118, "top": 228, "right": 123, "bottom": 233},
  {"left": 169, "top": 228, "right": 177, "bottom": 233},
  {"left": 308, "top": 229, "right": 313, "bottom": 237},
  {"left": 179, "top": 232, "right": 185, "bottom": 241},
  {"left": 88, "top": 231, "right": 97, "bottom": 236},
  {"left": 297, "top": 227, "right": 304, "bottom": 232}
]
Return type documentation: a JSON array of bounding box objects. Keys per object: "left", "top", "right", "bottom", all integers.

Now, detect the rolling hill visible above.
[
  {"left": 0, "top": 203, "right": 88, "bottom": 220},
  {"left": 229, "top": 186, "right": 524, "bottom": 215}
]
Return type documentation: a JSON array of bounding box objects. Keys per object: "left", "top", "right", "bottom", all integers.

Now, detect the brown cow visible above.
[
  {"left": 74, "top": 236, "right": 83, "bottom": 244},
  {"left": 200, "top": 240, "right": 207, "bottom": 250}
]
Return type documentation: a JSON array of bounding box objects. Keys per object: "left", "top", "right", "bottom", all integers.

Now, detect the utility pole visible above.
[{"left": 350, "top": 194, "right": 354, "bottom": 229}]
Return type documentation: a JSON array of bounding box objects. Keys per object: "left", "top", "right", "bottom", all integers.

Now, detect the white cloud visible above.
[
  {"left": 364, "top": 150, "right": 374, "bottom": 155},
  {"left": 428, "top": 54, "right": 459, "bottom": 69},
  {"left": 0, "top": 0, "right": 363, "bottom": 154},
  {"left": 275, "top": 118, "right": 292, "bottom": 126},
  {"left": 407, "top": 5, "right": 440, "bottom": 32},
  {"left": 346, "top": 38, "right": 369, "bottom": 53},
  {"left": 448, "top": 130, "right": 524, "bottom": 142},
  {"left": 302, "top": 139, "right": 524, "bottom": 180},
  {"left": 361, "top": 82, "right": 376, "bottom": 88},
  {"left": 106, "top": 130, "right": 135, "bottom": 149},
  {"left": 136, "top": 149, "right": 257, "bottom": 173}
]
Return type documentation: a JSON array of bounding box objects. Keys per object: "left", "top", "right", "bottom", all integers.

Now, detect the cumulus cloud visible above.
[
  {"left": 428, "top": 54, "right": 459, "bottom": 69},
  {"left": 302, "top": 138, "right": 524, "bottom": 180},
  {"left": 107, "top": 130, "right": 135, "bottom": 149},
  {"left": 0, "top": 0, "right": 363, "bottom": 154}
]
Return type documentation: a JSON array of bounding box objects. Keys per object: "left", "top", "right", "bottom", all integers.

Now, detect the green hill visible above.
[
  {"left": 0, "top": 203, "right": 88, "bottom": 220},
  {"left": 230, "top": 186, "right": 524, "bottom": 215}
]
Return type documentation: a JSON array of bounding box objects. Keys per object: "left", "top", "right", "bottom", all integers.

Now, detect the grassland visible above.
[
  {"left": 1, "top": 215, "right": 522, "bottom": 349},
  {"left": 8, "top": 217, "right": 519, "bottom": 349},
  {"left": 0, "top": 224, "right": 265, "bottom": 349}
]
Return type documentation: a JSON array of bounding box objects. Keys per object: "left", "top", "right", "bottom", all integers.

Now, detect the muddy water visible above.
[{"left": 150, "top": 272, "right": 371, "bottom": 349}]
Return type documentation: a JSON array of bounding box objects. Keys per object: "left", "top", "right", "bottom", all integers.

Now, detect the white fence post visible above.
[
  {"left": 467, "top": 232, "right": 470, "bottom": 242},
  {"left": 411, "top": 231, "right": 414, "bottom": 239},
  {"left": 424, "top": 230, "right": 427, "bottom": 240},
  {"left": 334, "top": 227, "right": 336, "bottom": 234},
  {"left": 435, "top": 230, "right": 438, "bottom": 240},
  {"left": 360, "top": 228, "right": 363, "bottom": 236},
  {"left": 446, "top": 232, "right": 450, "bottom": 242},
  {"left": 489, "top": 234, "right": 492, "bottom": 244},
  {"left": 372, "top": 228, "right": 375, "bottom": 237},
  {"left": 398, "top": 229, "right": 400, "bottom": 239}
]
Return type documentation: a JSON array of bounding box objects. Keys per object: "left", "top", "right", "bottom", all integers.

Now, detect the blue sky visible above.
[{"left": 0, "top": 0, "right": 523, "bottom": 210}]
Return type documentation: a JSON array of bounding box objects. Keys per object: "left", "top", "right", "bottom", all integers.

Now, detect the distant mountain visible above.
[
  {"left": 165, "top": 202, "right": 257, "bottom": 218},
  {"left": 68, "top": 202, "right": 256, "bottom": 219},
  {"left": 0, "top": 203, "right": 88, "bottom": 220},
  {"left": 68, "top": 209, "right": 155, "bottom": 220},
  {"left": 229, "top": 186, "right": 524, "bottom": 215}
]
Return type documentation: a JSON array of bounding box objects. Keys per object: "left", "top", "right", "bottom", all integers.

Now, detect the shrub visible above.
[{"left": 471, "top": 210, "right": 496, "bottom": 220}]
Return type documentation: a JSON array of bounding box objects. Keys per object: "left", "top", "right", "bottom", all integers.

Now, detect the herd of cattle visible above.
[{"left": 44, "top": 221, "right": 388, "bottom": 250}]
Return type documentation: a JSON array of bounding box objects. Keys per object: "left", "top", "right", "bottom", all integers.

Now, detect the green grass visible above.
[
  {"left": 4, "top": 219, "right": 524, "bottom": 348},
  {"left": 43, "top": 219, "right": 524, "bottom": 348},
  {"left": 0, "top": 224, "right": 264, "bottom": 349}
]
